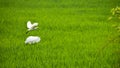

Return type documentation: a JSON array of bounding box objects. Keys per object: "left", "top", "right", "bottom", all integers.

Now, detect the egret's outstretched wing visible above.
[
  {"left": 33, "top": 23, "right": 38, "bottom": 26},
  {"left": 27, "top": 21, "right": 32, "bottom": 28}
]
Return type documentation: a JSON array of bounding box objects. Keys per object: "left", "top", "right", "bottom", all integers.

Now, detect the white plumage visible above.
[
  {"left": 25, "top": 36, "right": 41, "bottom": 44},
  {"left": 27, "top": 21, "right": 38, "bottom": 31}
]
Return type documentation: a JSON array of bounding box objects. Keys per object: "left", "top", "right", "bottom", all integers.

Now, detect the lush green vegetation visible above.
[{"left": 0, "top": 0, "right": 120, "bottom": 68}]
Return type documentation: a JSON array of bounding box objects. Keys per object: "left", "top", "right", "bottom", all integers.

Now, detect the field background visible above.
[{"left": 0, "top": 0, "right": 120, "bottom": 68}]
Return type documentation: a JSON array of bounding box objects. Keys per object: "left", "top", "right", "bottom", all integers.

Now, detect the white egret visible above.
[
  {"left": 25, "top": 36, "right": 41, "bottom": 44},
  {"left": 26, "top": 21, "right": 38, "bottom": 34}
]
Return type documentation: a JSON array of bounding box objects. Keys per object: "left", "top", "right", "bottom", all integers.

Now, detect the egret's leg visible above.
[{"left": 26, "top": 31, "right": 29, "bottom": 34}]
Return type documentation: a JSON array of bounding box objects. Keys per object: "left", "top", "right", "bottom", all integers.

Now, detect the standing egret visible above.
[
  {"left": 25, "top": 36, "right": 41, "bottom": 44},
  {"left": 26, "top": 21, "right": 38, "bottom": 34}
]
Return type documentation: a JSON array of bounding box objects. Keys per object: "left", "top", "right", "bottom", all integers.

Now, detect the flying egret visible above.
[
  {"left": 26, "top": 21, "right": 38, "bottom": 34},
  {"left": 25, "top": 36, "right": 41, "bottom": 44}
]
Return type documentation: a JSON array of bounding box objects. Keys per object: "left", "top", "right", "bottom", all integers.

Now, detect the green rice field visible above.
[{"left": 0, "top": 0, "right": 120, "bottom": 68}]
